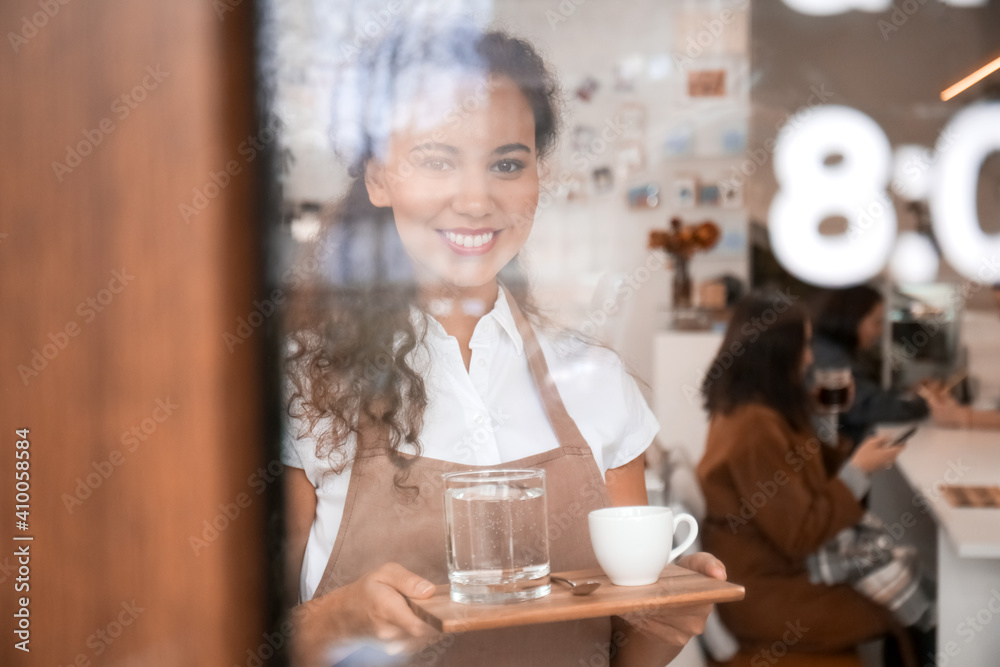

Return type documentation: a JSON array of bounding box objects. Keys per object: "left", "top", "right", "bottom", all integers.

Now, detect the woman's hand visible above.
[
  {"left": 292, "top": 562, "right": 441, "bottom": 666},
  {"left": 611, "top": 552, "right": 726, "bottom": 666},
  {"left": 916, "top": 380, "right": 975, "bottom": 428},
  {"left": 926, "top": 392, "right": 972, "bottom": 428},
  {"left": 848, "top": 433, "right": 902, "bottom": 474},
  {"left": 916, "top": 377, "right": 945, "bottom": 396}
]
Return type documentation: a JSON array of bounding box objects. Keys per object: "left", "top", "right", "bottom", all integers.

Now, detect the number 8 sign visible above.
[
  {"left": 768, "top": 102, "right": 1000, "bottom": 287},
  {"left": 769, "top": 105, "right": 896, "bottom": 287}
]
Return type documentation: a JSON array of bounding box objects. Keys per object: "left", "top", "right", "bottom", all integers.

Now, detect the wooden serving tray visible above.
[{"left": 406, "top": 564, "right": 745, "bottom": 633}]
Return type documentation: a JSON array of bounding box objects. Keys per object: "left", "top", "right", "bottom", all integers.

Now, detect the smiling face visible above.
[{"left": 364, "top": 75, "right": 539, "bottom": 293}]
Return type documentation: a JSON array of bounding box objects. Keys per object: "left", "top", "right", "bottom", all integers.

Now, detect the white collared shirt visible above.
[{"left": 281, "top": 287, "right": 659, "bottom": 601}]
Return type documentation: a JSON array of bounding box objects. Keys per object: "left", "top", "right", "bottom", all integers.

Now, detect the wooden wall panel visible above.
[{"left": 0, "top": 0, "right": 268, "bottom": 664}]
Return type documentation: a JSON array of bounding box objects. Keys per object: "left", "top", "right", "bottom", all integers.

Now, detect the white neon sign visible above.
[
  {"left": 781, "top": 0, "right": 984, "bottom": 16},
  {"left": 929, "top": 102, "right": 1000, "bottom": 284},
  {"left": 768, "top": 102, "right": 1000, "bottom": 286},
  {"left": 781, "top": 0, "right": 889, "bottom": 16},
  {"left": 769, "top": 105, "right": 896, "bottom": 287},
  {"left": 890, "top": 232, "right": 939, "bottom": 284}
]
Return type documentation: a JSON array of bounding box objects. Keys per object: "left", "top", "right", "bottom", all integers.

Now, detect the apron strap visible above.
[{"left": 503, "top": 289, "right": 592, "bottom": 453}]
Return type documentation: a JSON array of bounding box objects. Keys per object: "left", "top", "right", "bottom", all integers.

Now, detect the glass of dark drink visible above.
[{"left": 815, "top": 367, "right": 852, "bottom": 414}]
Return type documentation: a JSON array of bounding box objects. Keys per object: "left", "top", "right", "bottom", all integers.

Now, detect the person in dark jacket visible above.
[{"left": 811, "top": 286, "right": 928, "bottom": 446}]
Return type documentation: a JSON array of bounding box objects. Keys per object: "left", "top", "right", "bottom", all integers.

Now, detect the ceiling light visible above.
[{"left": 941, "top": 55, "right": 1000, "bottom": 101}]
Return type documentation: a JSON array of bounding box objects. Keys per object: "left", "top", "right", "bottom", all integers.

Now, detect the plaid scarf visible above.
[{"left": 806, "top": 513, "right": 935, "bottom": 630}]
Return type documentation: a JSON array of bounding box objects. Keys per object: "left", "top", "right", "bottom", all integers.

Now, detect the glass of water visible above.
[{"left": 443, "top": 469, "right": 550, "bottom": 605}]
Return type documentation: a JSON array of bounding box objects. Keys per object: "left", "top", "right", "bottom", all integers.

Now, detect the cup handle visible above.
[{"left": 669, "top": 513, "right": 699, "bottom": 564}]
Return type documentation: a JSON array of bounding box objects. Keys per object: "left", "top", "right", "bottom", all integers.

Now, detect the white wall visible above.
[
  {"left": 268, "top": 0, "right": 753, "bottom": 393},
  {"left": 493, "top": 0, "right": 751, "bottom": 390}
]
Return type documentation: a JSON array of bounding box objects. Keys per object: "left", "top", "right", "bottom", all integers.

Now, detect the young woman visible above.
[
  {"left": 811, "top": 285, "right": 929, "bottom": 445},
  {"left": 280, "top": 22, "right": 724, "bottom": 666},
  {"left": 696, "top": 292, "right": 919, "bottom": 663}
]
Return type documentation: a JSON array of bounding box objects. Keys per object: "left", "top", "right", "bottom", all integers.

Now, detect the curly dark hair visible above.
[
  {"left": 701, "top": 291, "right": 813, "bottom": 433},
  {"left": 283, "top": 23, "right": 562, "bottom": 491}
]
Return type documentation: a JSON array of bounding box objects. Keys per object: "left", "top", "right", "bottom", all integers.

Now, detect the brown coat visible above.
[{"left": 696, "top": 403, "right": 896, "bottom": 655}]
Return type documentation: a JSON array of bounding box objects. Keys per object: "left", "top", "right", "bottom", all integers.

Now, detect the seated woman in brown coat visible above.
[{"left": 696, "top": 291, "right": 919, "bottom": 664}]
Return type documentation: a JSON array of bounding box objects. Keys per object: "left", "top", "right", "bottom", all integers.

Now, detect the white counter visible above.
[
  {"left": 895, "top": 426, "right": 1000, "bottom": 558},
  {"left": 889, "top": 425, "right": 1000, "bottom": 666},
  {"left": 652, "top": 329, "right": 723, "bottom": 465}
]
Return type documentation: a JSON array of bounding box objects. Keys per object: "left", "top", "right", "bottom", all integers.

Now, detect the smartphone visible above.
[{"left": 885, "top": 425, "right": 918, "bottom": 448}]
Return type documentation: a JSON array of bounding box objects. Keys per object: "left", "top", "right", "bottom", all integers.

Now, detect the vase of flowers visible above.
[{"left": 649, "top": 217, "right": 721, "bottom": 309}]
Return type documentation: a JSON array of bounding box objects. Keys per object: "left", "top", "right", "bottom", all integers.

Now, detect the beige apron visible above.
[{"left": 313, "top": 296, "right": 615, "bottom": 666}]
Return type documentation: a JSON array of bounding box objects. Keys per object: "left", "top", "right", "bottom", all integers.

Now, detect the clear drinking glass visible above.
[
  {"left": 815, "top": 367, "right": 852, "bottom": 414},
  {"left": 814, "top": 366, "right": 852, "bottom": 445},
  {"left": 443, "top": 469, "right": 551, "bottom": 604}
]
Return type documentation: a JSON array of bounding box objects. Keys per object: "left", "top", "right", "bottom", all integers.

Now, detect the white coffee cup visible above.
[{"left": 588, "top": 506, "right": 699, "bottom": 586}]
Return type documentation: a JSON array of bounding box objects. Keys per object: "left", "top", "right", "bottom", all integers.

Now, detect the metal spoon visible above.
[{"left": 550, "top": 575, "right": 601, "bottom": 596}]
